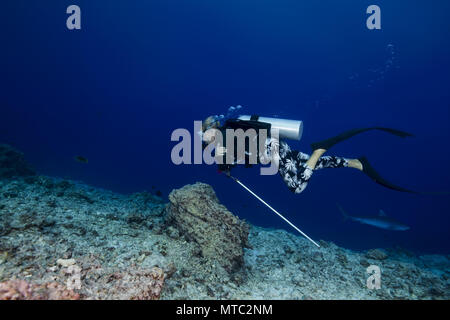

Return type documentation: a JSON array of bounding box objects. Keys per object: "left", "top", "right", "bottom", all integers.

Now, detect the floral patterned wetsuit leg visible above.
[{"left": 277, "top": 141, "right": 349, "bottom": 194}]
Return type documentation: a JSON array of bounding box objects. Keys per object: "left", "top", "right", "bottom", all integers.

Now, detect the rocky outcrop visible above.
[
  {"left": 0, "top": 144, "right": 35, "bottom": 179},
  {"left": 166, "top": 182, "right": 250, "bottom": 273}
]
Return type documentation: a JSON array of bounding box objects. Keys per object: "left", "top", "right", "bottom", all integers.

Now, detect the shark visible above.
[{"left": 337, "top": 203, "right": 410, "bottom": 231}]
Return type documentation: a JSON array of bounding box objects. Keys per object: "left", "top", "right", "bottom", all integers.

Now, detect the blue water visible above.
[{"left": 2, "top": 1, "right": 450, "bottom": 254}]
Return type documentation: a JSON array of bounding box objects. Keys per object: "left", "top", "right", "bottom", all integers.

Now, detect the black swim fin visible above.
[
  {"left": 358, "top": 156, "right": 417, "bottom": 193},
  {"left": 311, "top": 127, "right": 413, "bottom": 151}
]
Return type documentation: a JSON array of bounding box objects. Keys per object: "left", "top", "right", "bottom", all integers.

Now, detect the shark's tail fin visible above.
[{"left": 336, "top": 203, "right": 349, "bottom": 221}]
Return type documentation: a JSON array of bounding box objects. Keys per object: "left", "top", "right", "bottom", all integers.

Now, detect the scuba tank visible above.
[
  {"left": 215, "top": 115, "right": 303, "bottom": 171},
  {"left": 237, "top": 115, "right": 303, "bottom": 141}
]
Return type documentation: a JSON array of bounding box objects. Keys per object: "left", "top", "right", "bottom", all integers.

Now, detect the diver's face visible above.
[
  {"left": 202, "top": 116, "right": 217, "bottom": 131},
  {"left": 202, "top": 116, "right": 220, "bottom": 143},
  {"left": 203, "top": 129, "right": 216, "bottom": 143}
]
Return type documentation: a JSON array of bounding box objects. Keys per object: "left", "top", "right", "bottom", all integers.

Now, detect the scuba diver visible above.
[{"left": 201, "top": 113, "right": 416, "bottom": 195}]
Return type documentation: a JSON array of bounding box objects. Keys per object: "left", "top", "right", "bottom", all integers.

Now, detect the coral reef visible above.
[
  {"left": 366, "top": 249, "right": 388, "bottom": 260},
  {"left": 166, "top": 183, "right": 250, "bottom": 273},
  {"left": 0, "top": 144, "right": 35, "bottom": 179},
  {"left": 0, "top": 280, "right": 79, "bottom": 300},
  {"left": 129, "top": 267, "right": 165, "bottom": 300},
  {"left": 0, "top": 151, "right": 448, "bottom": 299}
]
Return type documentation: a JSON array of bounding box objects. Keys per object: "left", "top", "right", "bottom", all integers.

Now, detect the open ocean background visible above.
[{"left": 2, "top": 0, "right": 450, "bottom": 254}]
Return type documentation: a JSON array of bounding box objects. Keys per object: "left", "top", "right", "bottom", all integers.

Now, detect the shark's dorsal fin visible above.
[{"left": 379, "top": 209, "right": 387, "bottom": 216}]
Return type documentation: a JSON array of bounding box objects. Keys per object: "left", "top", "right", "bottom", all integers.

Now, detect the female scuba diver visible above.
[{"left": 201, "top": 114, "right": 416, "bottom": 194}]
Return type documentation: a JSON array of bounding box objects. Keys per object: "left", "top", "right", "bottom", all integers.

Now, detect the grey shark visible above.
[{"left": 337, "top": 204, "right": 410, "bottom": 231}]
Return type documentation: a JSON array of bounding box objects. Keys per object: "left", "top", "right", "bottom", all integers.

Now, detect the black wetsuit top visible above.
[{"left": 214, "top": 117, "right": 271, "bottom": 172}]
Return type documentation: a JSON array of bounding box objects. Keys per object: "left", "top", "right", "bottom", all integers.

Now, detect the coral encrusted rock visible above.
[
  {"left": 0, "top": 144, "right": 35, "bottom": 179},
  {"left": 166, "top": 182, "right": 250, "bottom": 273},
  {"left": 0, "top": 280, "right": 80, "bottom": 300},
  {"left": 366, "top": 248, "right": 388, "bottom": 261}
]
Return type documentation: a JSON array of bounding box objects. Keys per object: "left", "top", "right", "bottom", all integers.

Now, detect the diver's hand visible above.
[
  {"left": 217, "top": 164, "right": 232, "bottom": 177},
  {"left": 215, "top": 146, "right": 227, "bottom": 156}
]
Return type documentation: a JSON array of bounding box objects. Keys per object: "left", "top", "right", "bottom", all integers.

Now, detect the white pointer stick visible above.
[{"left": 230, "top": 175, "right": 320, "bottom": 248}]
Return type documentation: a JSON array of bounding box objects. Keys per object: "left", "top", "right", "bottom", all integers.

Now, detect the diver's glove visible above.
[{"left": 218, "top": 164, "right": 233, "bottom": 176}]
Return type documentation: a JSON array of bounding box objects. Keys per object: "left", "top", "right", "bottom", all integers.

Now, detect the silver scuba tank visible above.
[{"left": 237, "top": 115, "right": 303, "bottom": 141}]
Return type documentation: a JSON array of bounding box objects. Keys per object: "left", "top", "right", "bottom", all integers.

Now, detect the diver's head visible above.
[
  {"left": 201, "top": 115, "right": 221, "bottom": 143},
  {"left": 202, "top": 115, "right": 221, "bottom": 132}
]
